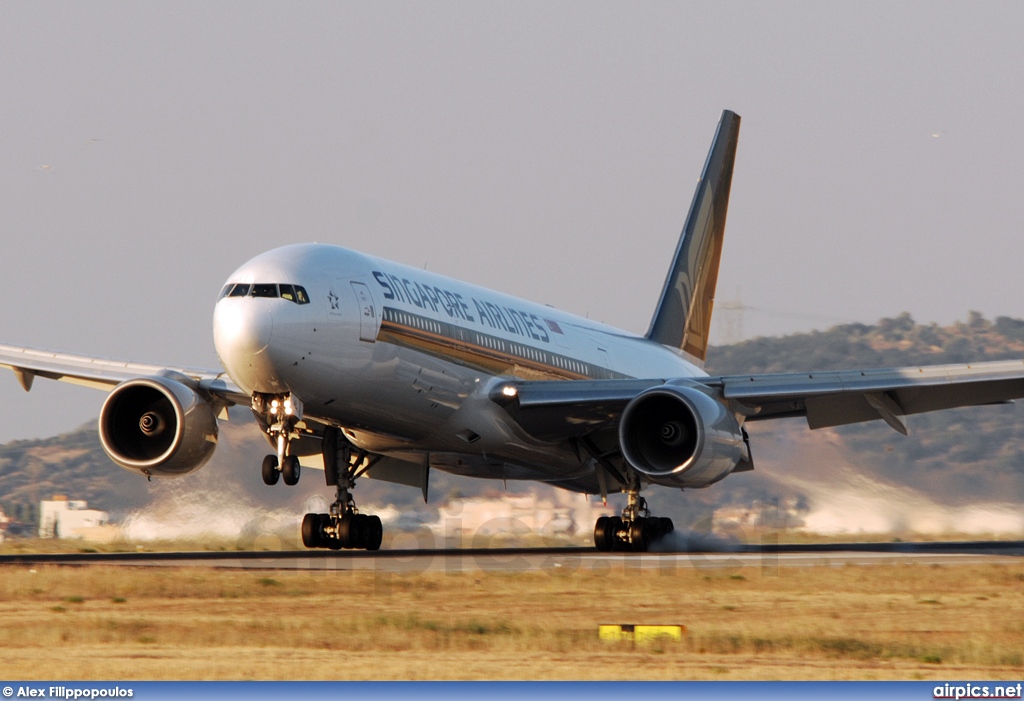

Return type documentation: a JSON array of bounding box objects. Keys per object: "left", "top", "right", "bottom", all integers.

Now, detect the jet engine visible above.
[
  {"left": 618, "top": 383, "right": 747, "bottom": 488},
  {"left": 98, "top": 376, "right": 219, "bottom": 477}
]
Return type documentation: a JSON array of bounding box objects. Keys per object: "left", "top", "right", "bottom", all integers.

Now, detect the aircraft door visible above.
[{"left": 350, "top": 281, "right": 378, "bottom": 342}]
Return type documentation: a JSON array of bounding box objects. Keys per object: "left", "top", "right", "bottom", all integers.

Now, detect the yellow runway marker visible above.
[{"left": 599, "top": 624, "right": 685, "bottom": 643}]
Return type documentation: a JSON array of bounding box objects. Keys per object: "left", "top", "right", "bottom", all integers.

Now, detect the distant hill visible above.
[
  {"left": 2, "top": 311, "right": 1022, "bottom": 536},
  {"left": 706, "top": 311, "right": 1024, "bottom": 374},
  {"left": 0, "top": 423, "right": 149, "bottom": 526}
]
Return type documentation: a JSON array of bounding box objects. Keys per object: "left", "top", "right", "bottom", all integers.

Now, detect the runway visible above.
[{"left": 1, "top": 540, "right": 1021, "bottom": 573}]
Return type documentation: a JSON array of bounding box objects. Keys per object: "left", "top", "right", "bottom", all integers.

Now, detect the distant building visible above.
[
  {"left": 38, "top": 495, "right": 109, "bottom": 539},
  {"left": 0, "top": 506, "right": 10, "bottom": 543},
  {"left": 713, "top": 498, "right": 804, "bottom": 532},
  {"left": 433, "top": 491, "right": 614, "bottom": 543}
]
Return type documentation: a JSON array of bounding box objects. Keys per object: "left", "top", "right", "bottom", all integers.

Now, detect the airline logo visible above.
[{"left": 372, "top": 270, "right": 552, "bottom": 344}]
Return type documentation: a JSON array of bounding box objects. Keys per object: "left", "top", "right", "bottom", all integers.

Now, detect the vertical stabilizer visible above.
[{"left": 645, "top": 110, "right": 740, "bottom": 363}]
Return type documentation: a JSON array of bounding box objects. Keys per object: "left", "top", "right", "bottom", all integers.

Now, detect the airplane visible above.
[{"left": 4, "top": 109, "right": 1024, "bottom": 552}]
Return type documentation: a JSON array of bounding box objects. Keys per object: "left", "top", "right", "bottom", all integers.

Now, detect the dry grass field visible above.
[{"left": 0, "top": 559, "right": 1023, "bottom": 680}]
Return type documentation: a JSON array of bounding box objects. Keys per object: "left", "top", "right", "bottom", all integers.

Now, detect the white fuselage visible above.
[{"left": 213, "top": 244, "right": 704, "bottom": 489}]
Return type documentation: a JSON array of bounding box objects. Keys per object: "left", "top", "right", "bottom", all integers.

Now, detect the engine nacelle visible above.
[
  {"left": 99, "top": 376, "right": 219, "bottom": 477},
  {"left": 618, "top": 383, "right": 747, "bottom": 488}
]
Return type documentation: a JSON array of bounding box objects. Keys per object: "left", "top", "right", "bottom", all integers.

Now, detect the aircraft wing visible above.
[
  {"left": 493, "top": 359, "right": 1024, "bottom": 441},
  {"left": 0, "top": 343, "right": 248, "bottom": 404},
  {"left": 709, "top": 360, "right": 1024, "bottom": 433}
]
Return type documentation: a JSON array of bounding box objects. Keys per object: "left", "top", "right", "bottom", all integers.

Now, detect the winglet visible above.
[{"left": 646, "top": 110, "right": 740, "bottom": 363}]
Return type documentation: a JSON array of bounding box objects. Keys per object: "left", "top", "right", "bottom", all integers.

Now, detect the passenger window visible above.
[
  {"left": 218, "top": 285, "right": 233, "bottom": 300},
  {"left": 294, "top": 286, "right": 310, "bottom": 304},
  {"left": 251, "top": 283, "right": 278, "bottom": 298},
  {"left": 279, "top": 284, "right": 295, "bottom": 301},
  {"left": 228, "top": 284, "right": 251, "bottom": 297}
]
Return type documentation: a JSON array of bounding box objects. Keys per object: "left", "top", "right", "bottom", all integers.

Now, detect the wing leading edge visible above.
[{"left": 0, "top": 343, "right": 247, "bottom": 404}]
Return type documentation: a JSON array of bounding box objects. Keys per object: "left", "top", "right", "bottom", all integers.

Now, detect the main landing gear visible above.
[
  {"left": 594, "top": 487, "right": 674, "bottom": 552},
  {"left": 254, "top": 393, "right": 304, "bottom": 487},
  {"left": 302, "top": 511, "right": 383, "bottom": 551},
  {"left": 301, "top": 426, "right": 384, "bottom": 551}
]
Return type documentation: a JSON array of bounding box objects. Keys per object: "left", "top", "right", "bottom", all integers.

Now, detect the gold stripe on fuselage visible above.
[{"left": 378, "top": 314, "right": 589, "bottom": 381}]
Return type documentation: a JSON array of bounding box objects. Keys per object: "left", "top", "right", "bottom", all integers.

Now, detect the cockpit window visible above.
[
  {"left": 251, "top": 283, "right": 278, "bottom": 298},
  {"left": 221, "top": 282, "right": 309, "bottom": 304}
]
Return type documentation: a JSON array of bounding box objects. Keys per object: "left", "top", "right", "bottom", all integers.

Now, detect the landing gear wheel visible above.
[
  {"left": 607, "top": 517, "right": 626, "bottom": 551},
  {"left": 335, "top": 514, "right": 352, "bottom": 549},
  {"left": 261, "top": 455, "right": 280, "bottom": 485},
  {"left": 301, "top": 513, "right": 322, "bottom": 548},
  {"left": 282, "top": 455, "right": 301, "bottom": 485},
  {"left": 364, "top": 515, "right": 383, "bottom": 551},
  {"left": 629, "top": 519, "right": 651, "bottom": 552},
  {"left": 347, "top": 514, "right": 382, "bottom": 550},
  {"left": 345, "top": 514, "right": 362, "bottom": 549},
  {"left": 594, "top": 516, "right": 614, "bottom": 552},
  {"left": 658, "top": 517, "right": 675, "bottom": 538},
  {"left": 323, "top": 513, "right": 343, "bottom": 550}
]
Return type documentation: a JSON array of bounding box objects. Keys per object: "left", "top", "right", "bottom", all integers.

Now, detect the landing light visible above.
[{"left": 502, "top": 385, "right": 518, "bottom": 398}]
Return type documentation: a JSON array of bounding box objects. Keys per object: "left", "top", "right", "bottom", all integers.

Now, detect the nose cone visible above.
[{"left": 214, "top": 300, "right": 287, "bottom": 394}]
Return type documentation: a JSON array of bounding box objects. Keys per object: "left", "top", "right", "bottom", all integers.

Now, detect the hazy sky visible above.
[{"left": 1, "top": 2, "right": 1023, "bottom": 442}]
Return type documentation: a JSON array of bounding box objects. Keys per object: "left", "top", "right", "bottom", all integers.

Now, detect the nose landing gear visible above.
[{"left": 254, "top": 393, "right": 304, "bottom": 486}]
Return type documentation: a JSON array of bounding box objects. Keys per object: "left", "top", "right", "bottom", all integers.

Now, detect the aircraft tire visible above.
[
  {"left": 261, "top": 455, "right": 280, "bottom": 486},
  {"left": 594, "top": 516, "right": 613, "bottom": 551},
  {"left": 607, "top": 517, "right": 627, "bottom": 551},
  {"left": 282, "top": 455, "right": 301, "bottom": 486},
  {"left": 345, "top": 514, "right": 362, "bottom": 549},
  {"left": 364, "top": 515, "right": 383, "bottom": 551},
  {"left": 659, "top": 517, "right": 675, "bottom": 538},
  {"left": 301, "top": 513, "right": 322, "bottom": 548},
  {"left": 630, "top": 519, "right": 650, "bottom": 552},
  {"left": 336, "top": 514, "right": 353, "bottom": 549},
  {"left": 317, "top": 514, "right": 342, "bottom": 550}
]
